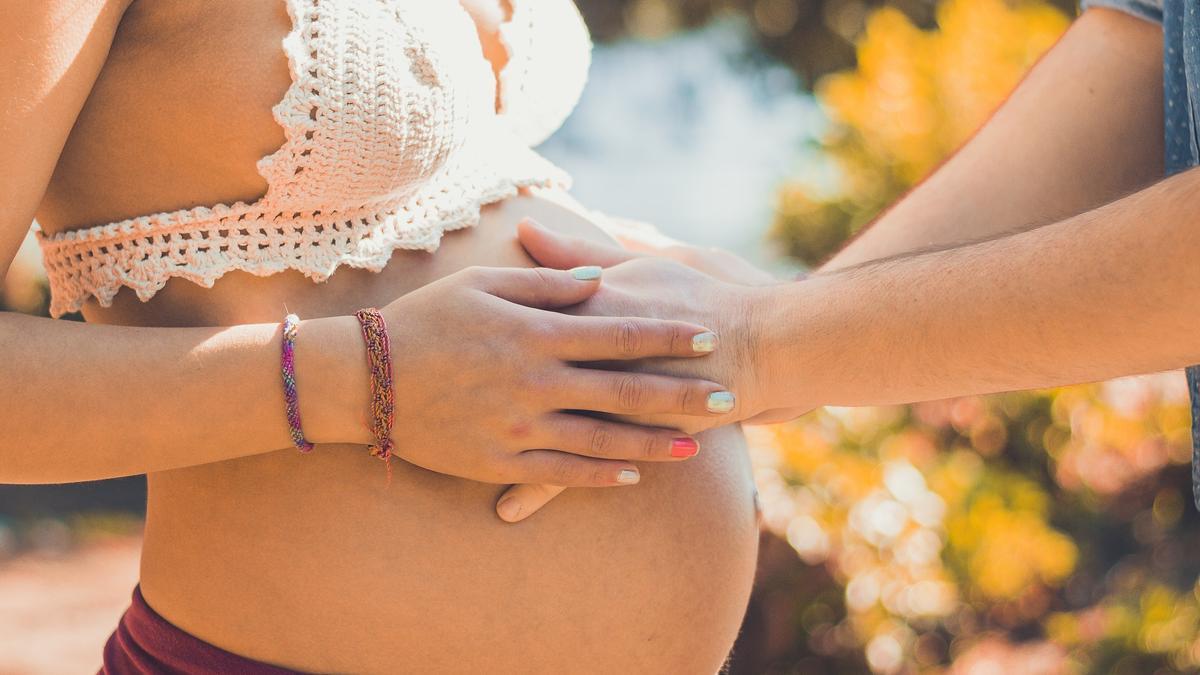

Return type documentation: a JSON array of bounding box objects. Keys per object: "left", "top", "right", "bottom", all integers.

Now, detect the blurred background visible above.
[{"left": 4, "top": 0, "right": 1197, "bottom": 673}]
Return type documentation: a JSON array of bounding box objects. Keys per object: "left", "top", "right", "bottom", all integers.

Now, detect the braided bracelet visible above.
[
  {"left": 280, "top": 313, "right": 315, "bottom": 453},
  {"left": 354, "top": 308, "right": 396, "bottom": 463}
]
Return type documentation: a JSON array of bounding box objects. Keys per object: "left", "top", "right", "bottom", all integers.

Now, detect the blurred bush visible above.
[
  {"left": 575, "top": 0, "right": 1076, "bottom": 84},
  {"left": 771, "top": 0, "right": 1069, "bottom": 265},
  {"left": 730, "top": 1, "right": 1200, "bottom": 673}
]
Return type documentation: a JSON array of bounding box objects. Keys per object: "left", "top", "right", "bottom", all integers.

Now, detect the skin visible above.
[
  {"left": 501, "top": 8, "right": 1177, "bottom": 517},
  {"left": 1, "top": 0, "right": 735, "bottom": 486},
  {"left": 3, "top": 0, "right": 760, "bottom": 672}
]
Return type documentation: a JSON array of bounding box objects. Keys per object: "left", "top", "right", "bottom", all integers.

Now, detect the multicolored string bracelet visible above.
[
  {"left": 280, "top": 312, "right": 315, "bottom": 453},
  {"left": 354, "top": 308, "right": 396, "bottom": 472}
]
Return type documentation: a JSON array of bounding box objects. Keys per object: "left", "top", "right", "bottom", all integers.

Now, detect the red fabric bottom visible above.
[{"left": 100, "top": 585, "right": 301, "bottom": 674}]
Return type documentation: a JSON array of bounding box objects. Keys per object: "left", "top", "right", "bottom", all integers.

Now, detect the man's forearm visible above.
[
  {"left": 822, "top": 7, "right": 1163, "bottom": 272},
  {"left": 758, "top": 167, "right": 1200, "bottom": 409}
]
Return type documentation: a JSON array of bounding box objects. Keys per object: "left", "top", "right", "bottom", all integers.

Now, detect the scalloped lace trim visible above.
[
  {"left": 36, "top": 142, "right": 568, "bottom": 317},
  {"left": 35, "top": 0, "right": 573, "bottom": 318}
]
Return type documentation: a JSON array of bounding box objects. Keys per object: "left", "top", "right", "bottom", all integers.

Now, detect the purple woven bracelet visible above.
[{"left": 281, "top": 313, "right": 315, "bottom": 453}]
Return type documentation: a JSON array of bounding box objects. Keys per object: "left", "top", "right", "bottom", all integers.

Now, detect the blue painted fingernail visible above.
[
  {"left": 706, "top": 391, "right": 735, "bottom": 414},
  {"left": 692, "top": 332, "right": 718, "bottom": 353},
  {"left": 616, "top": 468, "right": 640, "bottom": 484},
  {"left": 570, "top": 266, "right": 602, "bottom": 281}
]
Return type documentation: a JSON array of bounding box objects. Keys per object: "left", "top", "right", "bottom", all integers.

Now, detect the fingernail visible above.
[
  {"left": 616, "top": 468, "right": 640, "bottom": 484},
  {"left": 570, "top": 265, "right": 602, "bottom": 281},
  {"left": 691, "top": 332, "right": 718, "bottom": 353},
  {"left": 498, "top": 498, "right": 523, "bottom": 522},
  {"left": 706, "top": 391, "right": 736, "bottom": 414},
  {"left": 671, "top": 437, "right": 699, "bottom": 458}
]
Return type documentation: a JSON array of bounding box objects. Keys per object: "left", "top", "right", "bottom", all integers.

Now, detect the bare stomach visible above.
[{"left": 86, "top": 192, "right": 759, "bottom": 674}]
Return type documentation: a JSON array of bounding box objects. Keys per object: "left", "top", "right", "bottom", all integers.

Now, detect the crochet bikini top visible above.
[{"left": 36, "top": 0, "right": 591, "bottom": 318}]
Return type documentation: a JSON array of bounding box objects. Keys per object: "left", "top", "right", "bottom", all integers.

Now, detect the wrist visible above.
[
  {"left": 294, "top": 314, "right": 373, "bottom": 445},
  {"left": 745, "top": 278, "right": 831, "bottom": 412}
]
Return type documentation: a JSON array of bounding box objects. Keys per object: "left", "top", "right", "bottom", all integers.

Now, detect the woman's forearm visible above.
[
  {"left": 757, "top": 166, "right": 1200, "bottom": 410},
  {"left": 0, "top": 312, "right": 369, "bottom": 483}
]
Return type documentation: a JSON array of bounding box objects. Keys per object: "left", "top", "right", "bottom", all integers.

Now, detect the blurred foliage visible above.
[
  {"left": 772, "top": 0, "right": 1070, "bottom": 265},
  {"left": 575, "top": 0, "right": 1076, "bottom": 84},
  {"left": 718, "top": 0, "right": 1200, "bottom": 673},
  {"left": 743, "top": 378, "right": 1200, "bottom": 673}
]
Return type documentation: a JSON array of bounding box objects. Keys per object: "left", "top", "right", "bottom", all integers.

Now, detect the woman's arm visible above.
[
  {"left": 0, "top": 0, "right": 333, "bottom": 482},
  {"left": 2, "top": 312, "right": 359, "bottom": 482},
  {"left": 2, "top": 1, "right": 732, "bottom": 485}
]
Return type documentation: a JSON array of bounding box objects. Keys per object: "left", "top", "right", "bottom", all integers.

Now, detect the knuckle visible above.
[
  {"left": 615, "top": 375, "right": 645, "bottom": 411},
  {"left": 589, "top": 424, "right": 616, "bottom": 457},
  {"left": 642, "top": 433, "right": 660, "bottom": 460},
  {"left": 530, "top": 266, "right": 556, "bottom": 288},
  {"left": 551, "top": 455, "right": 579, "bottom": 485},
  {"left": 503, "top": 414, "right": 537, "bottom": 442},
  {"left": 591, "top": 467, "right": 611, "bottom": 486},
  {"left": 677, "top": 383, "right": 696, "bottom": 413},
  {"left": 524, "top": 372, "right": 555, "bottom": 399},
  {"left": 461, "top": 265, "right": 487, "bottom": 284},
  {"left": 526, "top": 318, "right": 558, "bottom": 346},
  {"left": 614, "top": 320, "right": 643, "bottom": 356},
  {"left": 668, "top": 323, "right": 685, "bottom": 354}
]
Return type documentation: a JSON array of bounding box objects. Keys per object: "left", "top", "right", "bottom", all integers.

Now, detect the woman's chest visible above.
[{"left": 42, "top": 0, "right": 497, "bottom": 232}]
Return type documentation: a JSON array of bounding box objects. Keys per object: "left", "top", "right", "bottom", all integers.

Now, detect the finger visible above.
[
  {"left": 496, "top": 483, "right": 568, "bottom": 523},
  {"left": 548, "top": 314, "right": 720, "bottom": 360},
  {"left": 538, "top": 413, "right": 701, "bottom": 461},
  {"left": 517, "top": 218, "right": 640, "bottom": 269},
  {"left": 471, "top": 265, "right": 603, "bottom": 308},
  {"left": 603, "top": 217, "right": 685, "bottom": 254},
  {"left": 513, "top": 450, "right": 641, "bottom": 487},
  {"left": 558, "top": 370, "right": 729, "bottom": 418}
]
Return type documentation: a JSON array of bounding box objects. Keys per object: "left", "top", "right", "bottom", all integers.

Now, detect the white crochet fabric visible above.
[{"left": 36, "top": 0, "right": 592, "bottom": 318}]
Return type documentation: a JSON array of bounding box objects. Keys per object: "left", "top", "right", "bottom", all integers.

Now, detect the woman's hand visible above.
[
  {"left": 370, "top": 264, "right": 730, "bottom": 490},
  {"left": 493, "top": 221, "right": 813, "bottom": 523}
]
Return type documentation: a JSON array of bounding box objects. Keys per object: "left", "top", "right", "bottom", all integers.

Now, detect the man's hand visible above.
[
  {"left": 597, "top": 215, "right": 782, "bottom": 286},
  {"left": 515, "top": 219, "right": 779, "bottom": 427},
  {"left": 529, "top": 219, "right": 811, "bottom": 425},
  {"left": 495, "top": 220, "right": 811, "bottom": 523}
]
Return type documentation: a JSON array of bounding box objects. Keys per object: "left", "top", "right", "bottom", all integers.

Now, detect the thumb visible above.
[
  {"left": 472, "top": 265, "right": 603, "bottom": 309},
  {"left": 518, "top": 218, "right": 639, "bottom": 270},
  {"left": 497, "top": 483, "right": 568, "bottom": 523}
]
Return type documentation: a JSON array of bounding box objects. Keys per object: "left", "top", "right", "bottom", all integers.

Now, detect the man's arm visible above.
[
  {"left": 758, "top": 165, "right": 1200, "bottom": 410},
  {"left": 822, "top": 7, "right": 1163, "bottom": 271}
]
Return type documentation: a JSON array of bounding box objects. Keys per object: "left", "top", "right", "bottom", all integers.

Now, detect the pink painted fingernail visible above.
[{"left": 671, "top": 437, "right": 699, "bottom": 458}]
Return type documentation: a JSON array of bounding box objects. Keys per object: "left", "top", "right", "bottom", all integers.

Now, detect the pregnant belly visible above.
[{"left": 94, "top": 192, "right": 759, "bottom": 674}]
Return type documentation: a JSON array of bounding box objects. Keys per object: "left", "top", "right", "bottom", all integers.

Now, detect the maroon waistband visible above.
[{"left": 100, "top": 585, "right": 302, "bottom": 675}]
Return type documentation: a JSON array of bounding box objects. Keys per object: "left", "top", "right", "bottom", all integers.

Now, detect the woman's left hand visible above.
[{"left": 495, "top": 219, "right": 811, "bottom": 523}]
